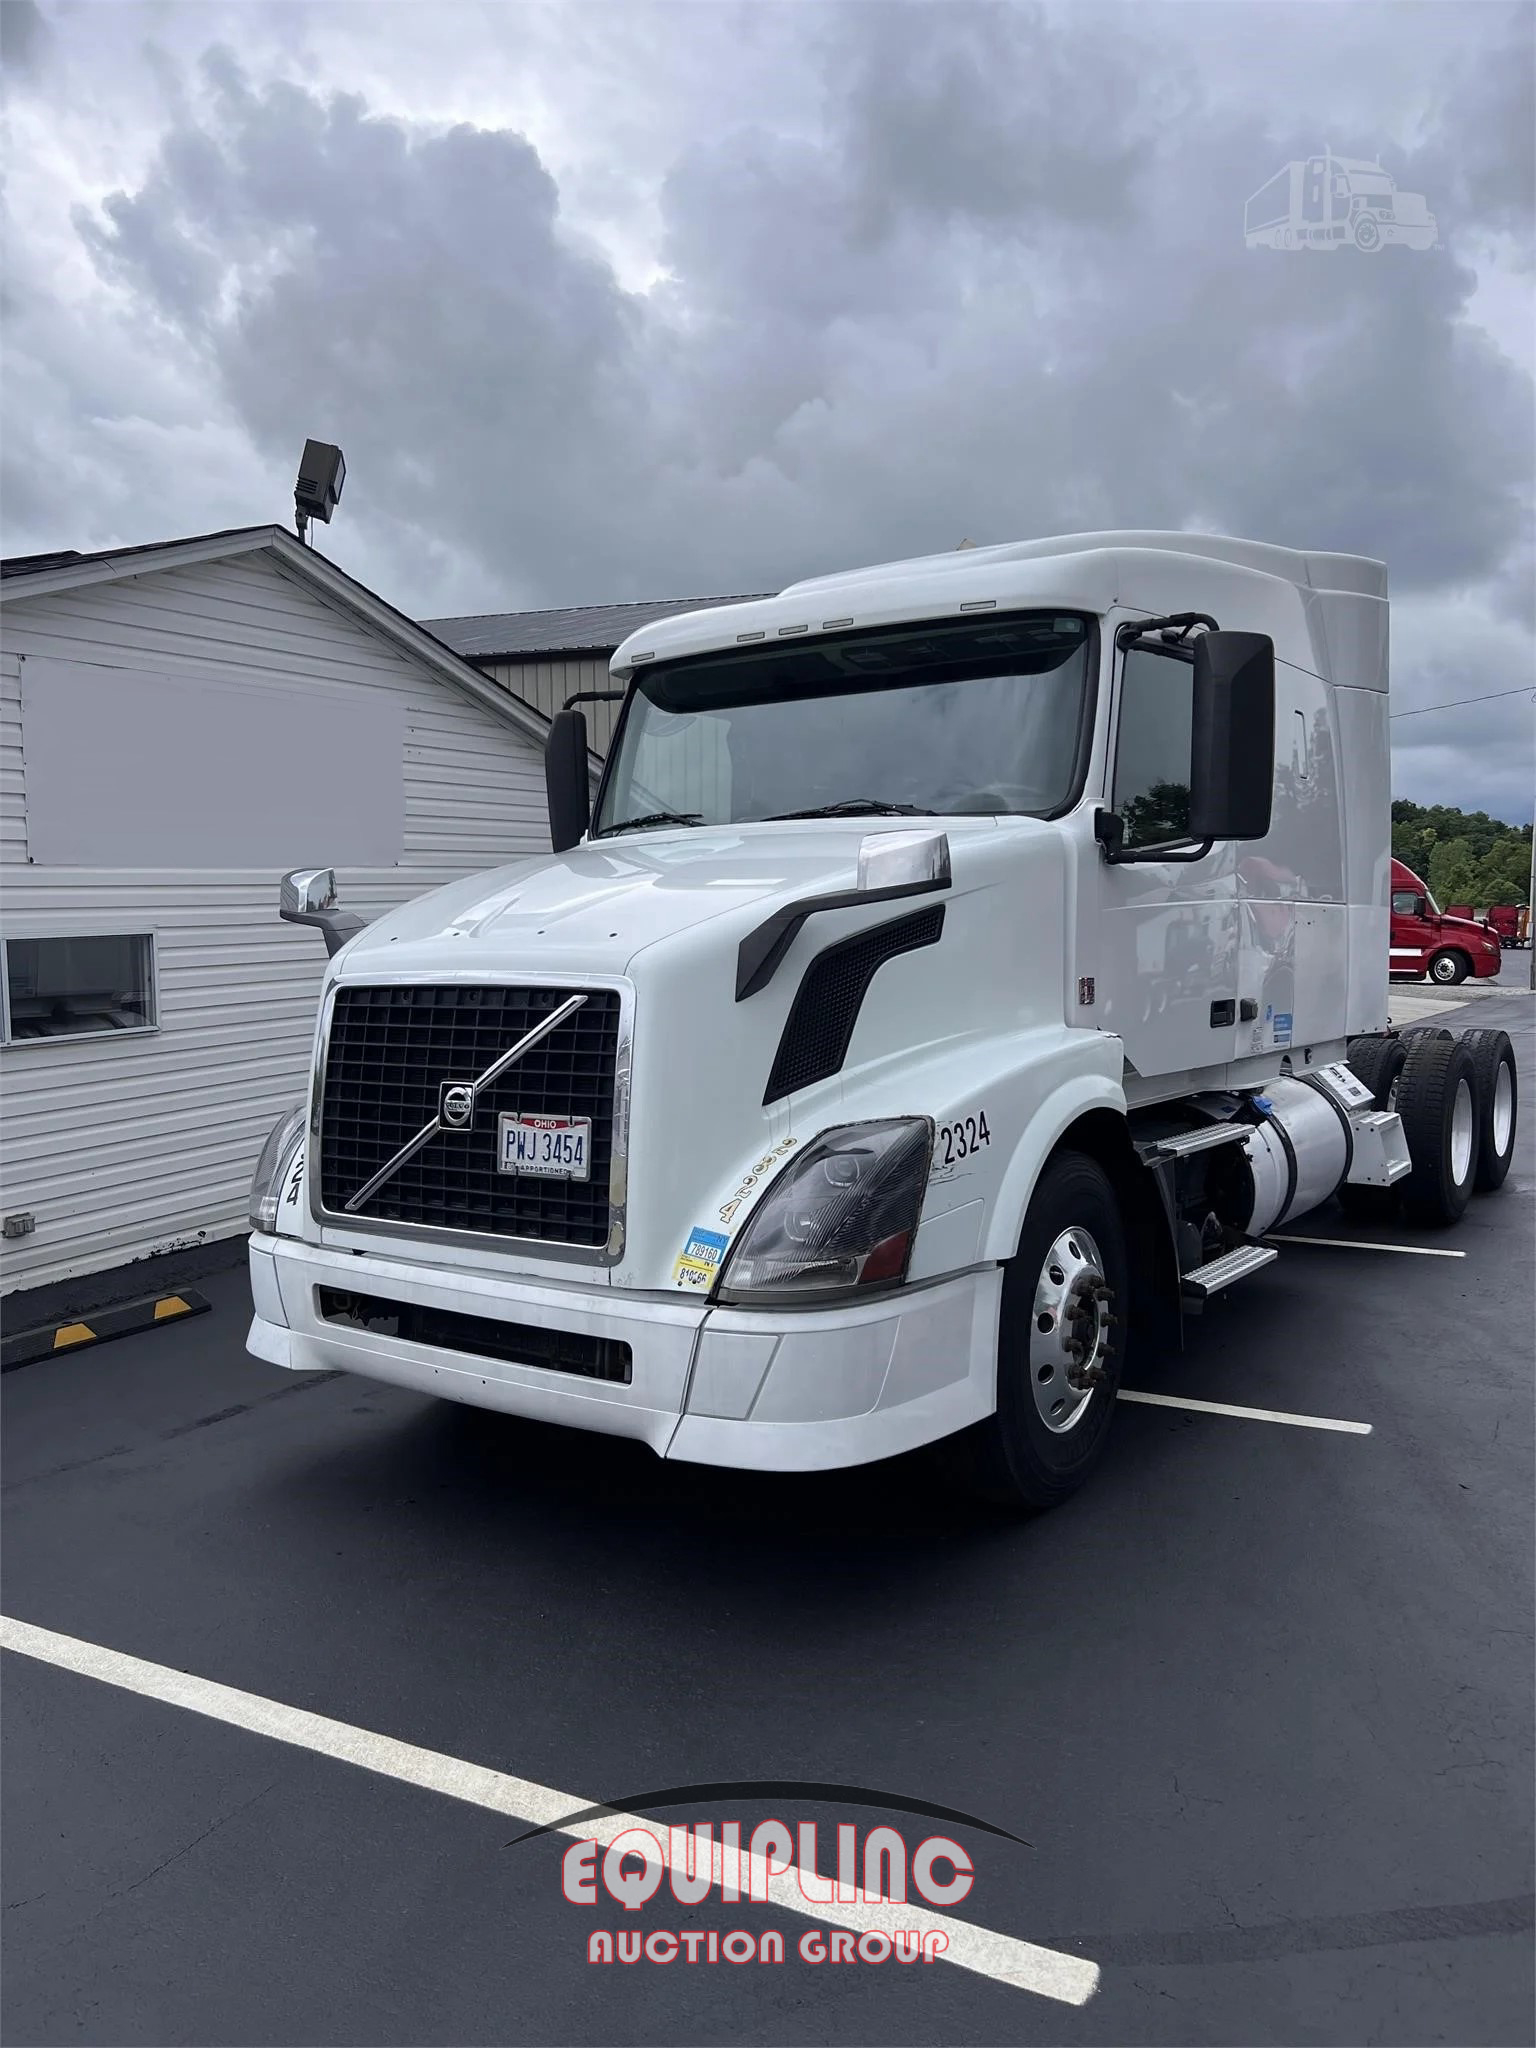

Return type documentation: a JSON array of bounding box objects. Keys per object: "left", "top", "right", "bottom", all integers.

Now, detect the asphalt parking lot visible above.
[
  {"left": 1388, "top": 967, "right": 1531, "bottom": 1028},
  {"left": 4, "top": 994, "right": 1532, "bottom": 2048}
]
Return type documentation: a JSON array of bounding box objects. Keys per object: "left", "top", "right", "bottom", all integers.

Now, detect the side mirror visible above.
[
  {"left": 1189, "top": 631, "right": 1275, "bottom": 842},
  {"left": 280, "top": 868, "right": 366, "bottom": 957},
  {"left": 545, "top": 708, "right": 591, "bottom": 853},
  {"left": 1417, "top": 896, "right": 1430, "bottom": 919}
]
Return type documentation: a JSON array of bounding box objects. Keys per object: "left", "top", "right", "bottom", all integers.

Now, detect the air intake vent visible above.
[
  {"left": 317, "top": 1289, "right": 632, "bottom": 1383},
  {"left": 764, "top": 906, "right": 945, "bottom": 1103}
]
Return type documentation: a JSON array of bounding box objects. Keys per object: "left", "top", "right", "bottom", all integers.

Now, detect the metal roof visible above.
[{"left": 421, "top": 594, "right": 770, "bottom": 662}]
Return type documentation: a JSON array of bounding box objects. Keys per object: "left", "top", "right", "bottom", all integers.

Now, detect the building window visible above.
[{"left": 2, "top": 934, "right": 158, "bottom": 1043}]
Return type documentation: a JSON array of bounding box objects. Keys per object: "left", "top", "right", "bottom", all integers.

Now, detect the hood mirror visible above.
[
  {"left": 857, "top": 827, "right": 951, "bottom": 894},
  {"left": 280, "top": 867, "right": 366, "bottom": 957},
  {"left": 281, "top": 868, "right": 337, "bottom": 919},
  {"left": 736, "top": 826, "right": 953, "bottom": 1002}
]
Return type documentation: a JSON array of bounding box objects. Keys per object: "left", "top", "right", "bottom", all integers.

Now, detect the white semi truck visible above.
[{"left": 247, "top": 532, "right": 1519, "bottom": 1508}]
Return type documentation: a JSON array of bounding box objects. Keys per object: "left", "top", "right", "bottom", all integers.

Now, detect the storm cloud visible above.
[{"left": 2, "top": 0, "right": 1532, "bottom": 817}]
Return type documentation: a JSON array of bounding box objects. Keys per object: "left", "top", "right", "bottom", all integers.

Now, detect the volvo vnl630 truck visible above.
[{"left": 248, "top": 532, "right": 1520, "bottom": 1508}]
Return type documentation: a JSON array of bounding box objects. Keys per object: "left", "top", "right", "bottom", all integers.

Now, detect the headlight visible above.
[
  {"left": 249, "top": 1105, "right": 307, "bottom": 1234},
  {"left": 716, "top": 1119, "right": 933, "bottom": 1304}
]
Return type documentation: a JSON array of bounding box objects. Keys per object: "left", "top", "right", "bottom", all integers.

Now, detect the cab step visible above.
[
  {"left": 1180, "top": 1243, "right": 1279, "bottom": 1300},
  {"left": 1143, "top": 1122, "right": 1252, "bottom": 1162}
]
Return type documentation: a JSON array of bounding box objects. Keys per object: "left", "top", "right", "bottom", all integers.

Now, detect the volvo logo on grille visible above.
[
  {"left": 440, "top": 1082, "right": 475, "bottom": 1128},
  {"left": 340, "top": 993, "right": 590, "bottom": 1215}
]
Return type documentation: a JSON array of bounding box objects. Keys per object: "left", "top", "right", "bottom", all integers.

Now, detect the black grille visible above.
[
  {"left": 317, "top": 1289, "right": 632, "bottom": 1384},
  {"left": 765, "top": 906, "right": 945, "bottom": 1103},
  {"left": 319, "top": 984, "right": 621, "bottom": 1246}
]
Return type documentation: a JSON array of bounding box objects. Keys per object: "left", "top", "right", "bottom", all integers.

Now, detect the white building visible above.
[{"left": 0, "top": 526, "right": 554, "bottom": 1295}]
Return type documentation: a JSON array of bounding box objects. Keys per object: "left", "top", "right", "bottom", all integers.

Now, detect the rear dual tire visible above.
[
  {"left": 1396, "top": 1035, "right": 1479, "bottom": 1226},
  {"left": 1346, "top": 1033, "right": 1407, "bottom": 1110},
  {"left": 1458, "top": 1029, "right": 1519, "bottom": 1192},
  {"left": 1342, "top": 1028, "right": 1517, "bottom": 1225},
  {"left": 1339, "top": 1035, "right": 1409, "bottom": 1218}
]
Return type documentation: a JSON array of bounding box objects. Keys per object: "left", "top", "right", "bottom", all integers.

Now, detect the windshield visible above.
[{"left": 593, "top": 612, "right": 1093, "bottom": 835}]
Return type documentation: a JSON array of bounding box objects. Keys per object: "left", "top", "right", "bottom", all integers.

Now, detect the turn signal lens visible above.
[{"left": 249, "top": 1105, "right": 307, "bottom": 1234}]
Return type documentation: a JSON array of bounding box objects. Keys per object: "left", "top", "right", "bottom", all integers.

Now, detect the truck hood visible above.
[
  {"left": 313, "top": 812, "right": 1072, "bottom": 1293},
  {"left": 335, "top": 819, "right": 1004, "bottom": 982}
]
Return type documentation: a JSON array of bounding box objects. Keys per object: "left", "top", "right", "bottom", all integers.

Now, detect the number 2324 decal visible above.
[{"left": 936, "top": 1111, "right": 991, "bottom": 1171}]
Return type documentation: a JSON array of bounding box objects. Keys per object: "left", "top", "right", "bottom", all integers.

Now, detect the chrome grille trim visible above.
[{"left": 308, "top": 973, "right": 633, "bottom": 1266}]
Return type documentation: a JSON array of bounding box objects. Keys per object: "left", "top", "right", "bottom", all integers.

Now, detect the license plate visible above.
[{"left": 497, "top": 1113, "right": 591, "bottom": 1180}]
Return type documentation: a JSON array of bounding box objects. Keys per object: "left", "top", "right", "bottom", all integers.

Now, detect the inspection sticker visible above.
[{"left": 674, "top": 1226, "right": 730, "bottom": 1291}]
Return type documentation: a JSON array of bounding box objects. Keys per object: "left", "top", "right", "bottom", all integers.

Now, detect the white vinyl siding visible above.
[
  {"left": 1, "top": 652, "right": 25, "bottom": 864},
  {"left": 0, "top": 552, "right": 550, "bottom": 1293}
]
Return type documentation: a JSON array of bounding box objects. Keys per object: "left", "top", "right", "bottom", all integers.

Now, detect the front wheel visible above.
[
  {"left": 952, "top": 1152, "right": 1129, "bottom": 1510},
  {"left": 1428, "top": 949, "right": 1470, "bottom": 986}
]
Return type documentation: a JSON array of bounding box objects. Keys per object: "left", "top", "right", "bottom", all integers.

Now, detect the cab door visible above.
[
  {"left": 1095, "top": 634, "right": 1239, "bottom": 1077},
  {"left": 1390, "top": 882, "right": 1433, "bottom": 975}
]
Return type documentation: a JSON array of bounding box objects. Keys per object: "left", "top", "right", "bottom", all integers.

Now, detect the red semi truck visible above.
[
  {"left": 1486, "top": 903, "right": 1531, "bottom": 948},
  {"left": 1446, "top": 903, "right": 1530, "bottom": 947},
  {"left": 1390, "top": 858, "right": 1504, "bottom": 984}
]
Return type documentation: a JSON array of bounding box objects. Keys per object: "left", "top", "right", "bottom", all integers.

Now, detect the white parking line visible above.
[
  {"left": 1268, "top": 1233, "right": 1466, "bottom": 1259},
  {"left": 0, "top": 1614, "right": 1097, "bottom": 2008},
  {"left": 1117, "top": 1390, "right": 1372, "bottom": 1435}
]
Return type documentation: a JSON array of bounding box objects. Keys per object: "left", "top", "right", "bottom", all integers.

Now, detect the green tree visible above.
[
  {"left": 1476, "top": 836, "right": 1531, "bottom": 907},
  {"left": 1120, "top": 780, "right": 1191, "bottom": 850},
  {"left": 1428, "top": 837, "right": 1469, "bottom": 903},
  {"left": 1393, "top": 800, "right": 1530, "bottom": 905}
]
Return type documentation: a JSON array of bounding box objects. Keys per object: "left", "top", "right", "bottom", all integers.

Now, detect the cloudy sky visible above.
[{"left": 2, "top": 0, "right": 1532, "bottom": 820}]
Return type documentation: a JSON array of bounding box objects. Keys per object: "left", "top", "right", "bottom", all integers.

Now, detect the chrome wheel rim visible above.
[
  {"left": 1492, "top": 1059, "right": 1514, "bottom": 1157},
  {"left": 1450, "top": 1077, "right": 1475, "bottom": 1184},
  {"left": 1029, "top": 1226, "right": 1111, "bottom": 1434},
  {"left": 1431, "top": 956, "right": 1456, "bottom": 983}
]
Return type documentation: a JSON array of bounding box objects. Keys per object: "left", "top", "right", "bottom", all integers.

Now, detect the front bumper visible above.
[{"left": 248, "top": 1235, "right": 1001, "bottom": 1472}]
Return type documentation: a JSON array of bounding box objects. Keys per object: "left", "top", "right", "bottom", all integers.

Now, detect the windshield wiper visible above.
[
  {"left": 593, "top": 811, "right": 704, "bottom": 838},
  {"left": 764, "top": 798, "right": 936, "bottom": 821}
]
